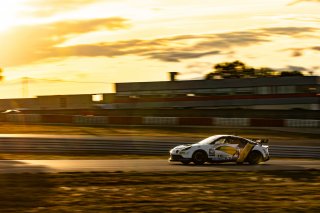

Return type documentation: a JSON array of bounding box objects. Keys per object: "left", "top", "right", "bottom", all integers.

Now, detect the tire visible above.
[
  {"left": 192, "top": 150, "right": 208, "bottom": 165},
  {"left": 246, "top": 151, "right": 262, "bottom": 165}
]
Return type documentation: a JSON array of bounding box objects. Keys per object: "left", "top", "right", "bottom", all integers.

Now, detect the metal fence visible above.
[{"left": 0, "top": 136, "right": 319, "bottom": 158}]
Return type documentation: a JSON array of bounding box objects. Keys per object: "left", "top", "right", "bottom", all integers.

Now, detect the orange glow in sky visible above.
[{"left": 0, "top": 0, "right": 319, "bottom": 98}]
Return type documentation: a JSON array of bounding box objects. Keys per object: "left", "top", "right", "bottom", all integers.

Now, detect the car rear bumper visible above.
[{"left": 263, "top": 154, "right": 270, "bottom": 161}]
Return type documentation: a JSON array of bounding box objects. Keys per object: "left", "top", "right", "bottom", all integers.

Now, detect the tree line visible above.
[{"left": 205, "top": 60, "right": 304, "bottom": 80}]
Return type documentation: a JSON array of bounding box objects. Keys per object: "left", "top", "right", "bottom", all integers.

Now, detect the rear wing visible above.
[{"left": 250, "top": 138, "right": 269, "bottom": 143}]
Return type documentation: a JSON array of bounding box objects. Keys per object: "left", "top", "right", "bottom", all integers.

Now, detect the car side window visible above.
[
  {"left": 212, "top": 137, "right": 226, "bottom": 145},
  {"left": 238, "top": 139, "right": 248, "bottom": 148},
  {"left": 226, "top": 137, "right": 242, "bottom": 145}
]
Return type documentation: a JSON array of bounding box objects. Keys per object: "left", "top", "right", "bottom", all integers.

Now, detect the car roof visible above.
[
  {"left": 214, "top": 134, "right": 243, "bottom": 138},
  {"left": 214, "top": 135, "right": 254, "bottom": 141}
]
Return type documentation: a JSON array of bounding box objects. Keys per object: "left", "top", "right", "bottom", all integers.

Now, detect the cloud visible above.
[
  {"left": 144, "top": 51, "right": 221, "bottom": 62},
  {"left": 0, "top": 17, "right": 130, "bottom": 67},
  {"left": 24, "top": 0, "right": 102, "bottom": 17},
  {"left": 28, "top": 30, "right": 267, "bottom": 63},
  {"left": 274, "top": 65, "right": 309, "bottom": 72},
  {"left": 285, "top": 46, "right": 320, "bottom": 57},
  {"left": 193, "top": 31, "right": 270, "bottom": 49},
  {"left": 1, "top": 25, "right": 319, "bottom": 67},
  {"left": 183, "top": 62, "right": 213, "bottom": 76},
  {"left": 285, "top": 48, "right": 304, "bottom": 57},
  {"left": 55, "top": 27, "right": 319, "bottom": 62},
  {"left": 311, "top": 46, "right": 320, "bottom": 51},
  {"left": 281, "top": 15, "right": 320, "bottom": 23},
  {"left": 291, "top": 50, "right": 303, "bottom": 57},
  {"left": 289, "top": 0, "right": 320, "bottom": 5},
  {"left": 259, "top": 27, "right": 318, "bottom": 36},
  {"left": 286, "top": 65, "right": 308, "bottom": 71}
]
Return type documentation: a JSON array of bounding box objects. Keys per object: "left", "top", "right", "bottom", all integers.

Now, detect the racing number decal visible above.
[{"left": 209, "top": 148, "right": 215, "bottom": 156}]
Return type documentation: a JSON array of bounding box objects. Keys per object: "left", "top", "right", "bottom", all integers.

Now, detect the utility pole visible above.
[{"left": 22, "top": 77, "right": 29, "bottom": 98}]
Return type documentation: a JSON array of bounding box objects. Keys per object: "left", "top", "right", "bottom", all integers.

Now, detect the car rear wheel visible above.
[
  {"left": 246, "top": 151, "right": 262, "bottom": 165},
  {"left": 192, "top": 150, "right": 207, "bottom": 165}
]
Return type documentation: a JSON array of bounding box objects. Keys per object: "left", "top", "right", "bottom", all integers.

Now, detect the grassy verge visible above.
[{"left": 0, "top": 171, "right": 319, "bottom": 212}]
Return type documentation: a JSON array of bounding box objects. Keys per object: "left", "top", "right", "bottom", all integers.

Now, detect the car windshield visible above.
[{"left": 197, "top": 135, "right": 221, "bottom": 145}]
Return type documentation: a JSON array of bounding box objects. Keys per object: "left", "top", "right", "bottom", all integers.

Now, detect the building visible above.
[
  {"left": 0, "top": 94, "right": 115, "bottom": 111},
  {"left": 113, "top": 76, "right": 320, "bottom": 110},
  {"left": 0, "top": 76, "right": 319, "bottom": 111},
  {"left": 0, "top": 98, "right": 39, "bottom": 111}
]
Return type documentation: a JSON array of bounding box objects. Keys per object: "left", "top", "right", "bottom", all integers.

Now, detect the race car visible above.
[{"left": 169, "top": 135, "right": 270, "bottom": 165}]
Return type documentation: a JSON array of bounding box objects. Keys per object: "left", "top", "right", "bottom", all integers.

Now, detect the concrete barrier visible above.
[
  {"left": 214, "top": 118, "right": 250, "bottom": 126},
  {"left": 178, "top": 117, "right": 213, "bottom": 126},
  {"left": 41, "top": 114, "right": 73, "bottom": 123},
  {"left": 143, "top": 117, "right": 178, "bottom": 125},
  {"left": 6, "top": 114, "right": 41, "bottom": 123},
  {"left": 108, "top": 116, "right": 143, "bottom": 125},
  {"left": 1, "top": 114, "right": 319, "bottom": 129},
  {"left": 285, "top": 119, "right": 319, "bottom": 128},
  {"left": 73, "top": 115, "right": 108, "bottom": 125},
  {"left": 250, "top": 118, "right": 284, "bottom": 127}
]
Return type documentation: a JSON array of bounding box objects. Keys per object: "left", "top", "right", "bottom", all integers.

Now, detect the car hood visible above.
[
  {"left": 173, "top": 144, "right": 192, "bottom": 150},
  {"left": 173, "top": 143, "right": 208, "bottom": 150}
]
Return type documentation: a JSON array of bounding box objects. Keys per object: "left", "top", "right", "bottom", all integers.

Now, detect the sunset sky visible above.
[{"left": 0, "top": 0, "right": 319, "bottom": 98}]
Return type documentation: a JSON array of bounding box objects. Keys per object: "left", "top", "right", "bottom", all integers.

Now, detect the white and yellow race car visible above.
[{"left": 169, "top": 135, "right": 270, "bottom": 165}]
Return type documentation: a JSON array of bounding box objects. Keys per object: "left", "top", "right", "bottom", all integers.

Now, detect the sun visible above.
[{"left": 0, "top": 1, "right": 24, "bottom": 32}]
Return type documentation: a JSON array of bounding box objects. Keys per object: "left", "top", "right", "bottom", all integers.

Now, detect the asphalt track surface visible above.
[{"left": 0, "top": 159, "right": 319, "bottom": 173}]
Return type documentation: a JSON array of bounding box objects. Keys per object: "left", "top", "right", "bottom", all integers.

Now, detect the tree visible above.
[
  {"left": 206, "top": 60, "right": 257, "bottom": 79},
  {"left": 255, "top": 67, "right": 275, "bottom": 77},
  {"left": 205, "top": 61, "right": 303, "bottom": 79},
  {"left": 280, "top": 70, "right": 304, "bottom": 77},
  {"left": 214, "top": 60, "right": 246, "bottom": 78}
]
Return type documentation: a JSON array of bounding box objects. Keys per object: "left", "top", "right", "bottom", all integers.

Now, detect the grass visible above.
[{"left": 0, "top": 171, "right": 319, "bottom": 212}]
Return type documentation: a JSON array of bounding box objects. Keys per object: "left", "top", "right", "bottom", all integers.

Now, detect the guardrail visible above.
[
  {"left": 2, "top": 114, "right": 320, "bottom": 128},
  {"left": 269, "top": 146, "right": 320, "bottom": 158},
  {"left": 0, "top": 136, "right": 319, "bottom": 158}
]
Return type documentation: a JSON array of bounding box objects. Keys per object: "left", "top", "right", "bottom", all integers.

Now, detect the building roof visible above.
[{"left": 116, "top": 76, "right": 319, "bottom": 93}]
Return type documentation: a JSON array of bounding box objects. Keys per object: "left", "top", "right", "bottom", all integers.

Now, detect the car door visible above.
[{"left": 212, "top": 136, "right": 241, "bottom": 161}]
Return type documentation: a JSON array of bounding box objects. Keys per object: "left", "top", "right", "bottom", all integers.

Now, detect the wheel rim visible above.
[
  {"left": 249, "top": 152, "right": 261, "bottom": 164},
  {"left": 195, "top": 152, "right": 204, "bottom": 161},
  {"left": 193, "top": 151, "right": 206, "bottom": 164}
]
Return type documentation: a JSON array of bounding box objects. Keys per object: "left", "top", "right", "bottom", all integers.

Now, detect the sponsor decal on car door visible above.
[{"left": 213, "top": 144, "right": 239, "bottom": 161}]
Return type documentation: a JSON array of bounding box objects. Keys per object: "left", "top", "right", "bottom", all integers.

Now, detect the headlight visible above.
[{"left": 181, "top": 146, "right": 191, "bottom": 151}]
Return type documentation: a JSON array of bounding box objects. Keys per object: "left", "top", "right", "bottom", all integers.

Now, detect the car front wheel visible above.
[{"left": 192, "top": 150, "right": 207, "bottom": 165}]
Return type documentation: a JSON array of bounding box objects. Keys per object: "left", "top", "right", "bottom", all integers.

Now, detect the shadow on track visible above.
[
  {"left": 170, "top": 161, "right": 308, "bottom": 171},
  {"left": 0, "top": 158, "right": 55, "bottom": 212}
]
